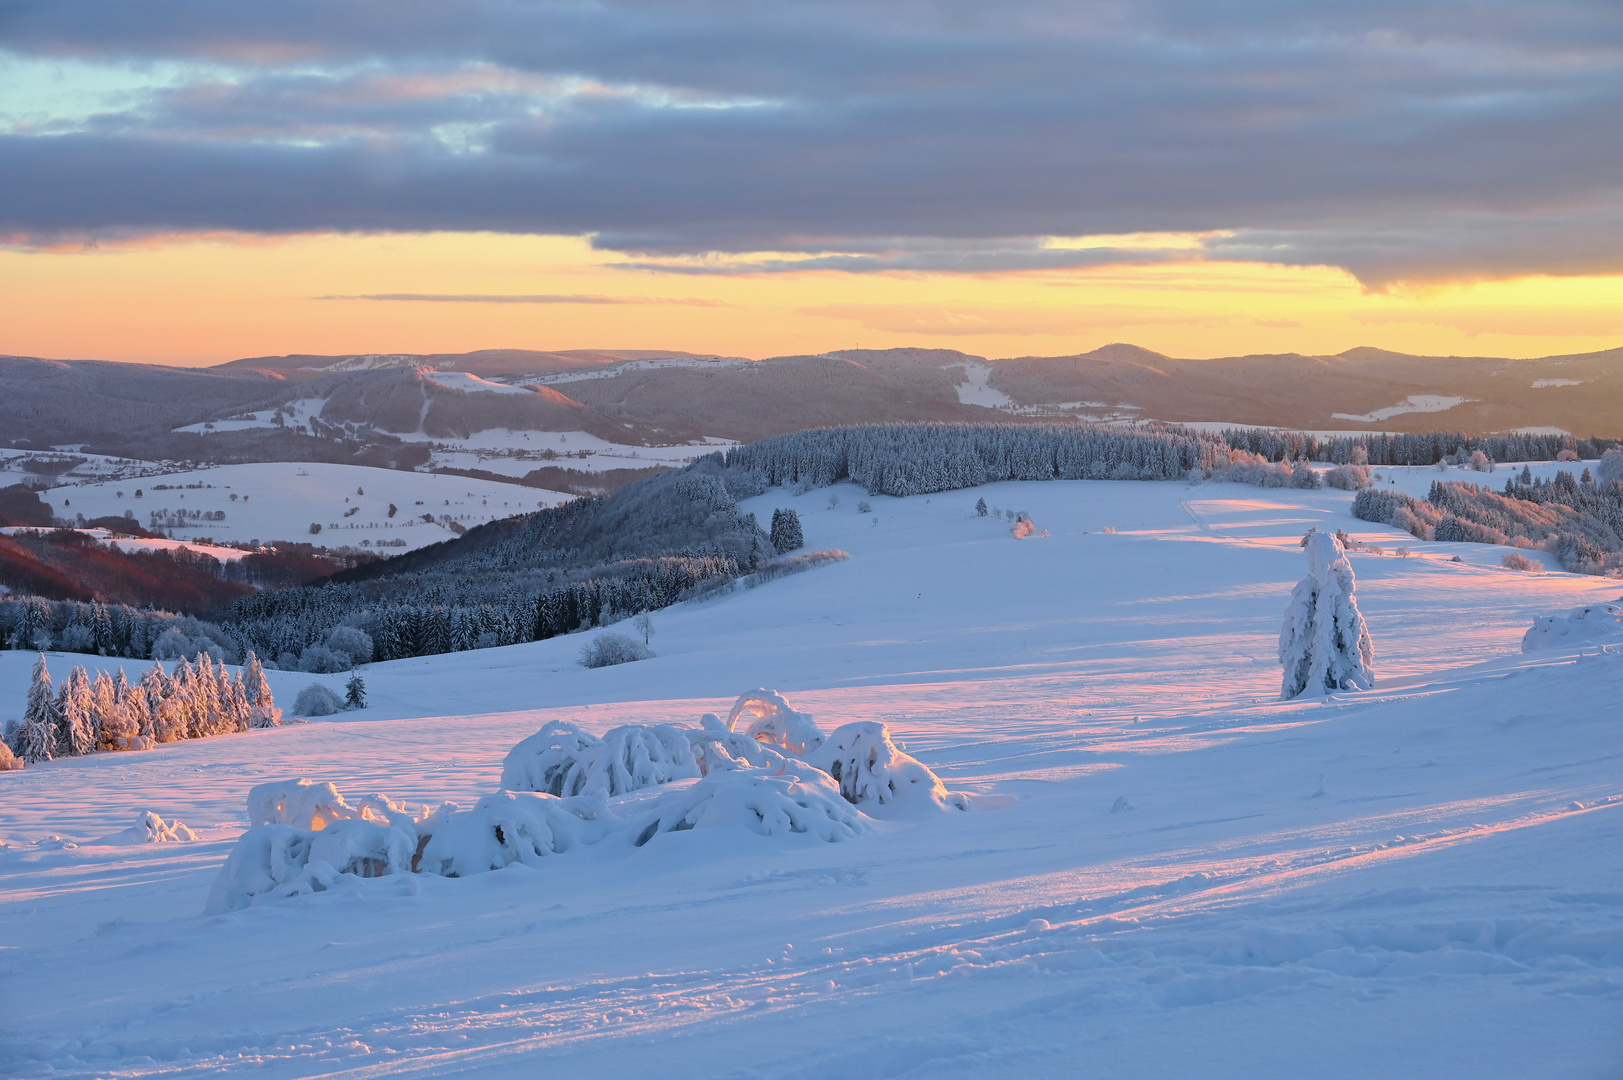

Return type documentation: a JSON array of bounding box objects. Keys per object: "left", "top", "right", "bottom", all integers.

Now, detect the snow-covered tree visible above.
[
  {"left": 243, "top": 651, "right": 282, "bottom": 728},
  {"left": 975, "top": 497, "right": 988, "bottom": 516},
  {"left": 345, "top": 675, "right": 366, "bottom": 710},
  {"left": 770, "top": 508, "right": 804, "bottom": 553},
  {"left": 57, "top": 665, "right": 96, "bottom": 756},
  {"left": 1279, "top": 530, "right": 1375, "bottom": 699},
  {"left": 15, "top": 654, "right": 58, "bottom": 763}
]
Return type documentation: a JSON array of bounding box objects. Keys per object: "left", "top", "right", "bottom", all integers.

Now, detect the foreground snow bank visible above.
[
  {"left": 1522, "top": 602, "right": 1623, "bottom": 652},
  {"left": 208, "top": 691, "right": 975, "bottom": 913}
]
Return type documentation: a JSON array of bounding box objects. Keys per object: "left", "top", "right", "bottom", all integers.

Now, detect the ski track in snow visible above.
[{"left": 3, "top": 474, "right": 1622, "bottom": 1077}]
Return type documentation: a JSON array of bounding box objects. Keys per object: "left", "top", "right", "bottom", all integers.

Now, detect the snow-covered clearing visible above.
[
  {"left": 421, "top": 432, "right": 735, "bottom": 478},
  {"left": 1333, "top": 395, "right": 1474, "bottom": 423},
  {"left": 0, "top": 527, "right": 249, "bottom": 562},
  {"left": 44, "top": 462, "right": 570, "bottom": 550},
  {"left": 173, "top": 398, "right": 327, "bottom": 435},
  {"left": 419, "top": 371, "right": 534, "bottom": 395},
  {"left": 2, "top": 476, "right": 1621, "bottom": 1077}
]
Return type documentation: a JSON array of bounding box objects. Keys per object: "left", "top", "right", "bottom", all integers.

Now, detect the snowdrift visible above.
[
  {"left": 208, "top": 691, "right": 975, "bottom": 913},
  {"left": 1521, "top": 602, "right": 1623, "bottom": 653}
]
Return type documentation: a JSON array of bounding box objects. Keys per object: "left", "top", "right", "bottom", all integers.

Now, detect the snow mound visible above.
[
  {"left": 805, "top": 722, "right": 972, "bottom": 814},
  {"left": 90, "top": 811, "right": 199, "bottom": 845},
  {"left": 501, "top": 721, "right": 700, "bottom": 797},
  {"left": 687, "top": 727, "right": 806, "bottom": 776},
  {"left": 727, "top": 689, "right": 824, "bottom": 756},
  {"left": 1521, "top": 603, "right": 1623, "bottom": 653},
  {"left": 632, "top": 769, "right": 866, "bottom": 847}
]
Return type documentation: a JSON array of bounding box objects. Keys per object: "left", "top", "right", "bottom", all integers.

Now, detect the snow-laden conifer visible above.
[
  {"left": 770, "top": 508, "right": 804, "bottom": 553},
  {"left": 16, "top": 654, "right": 58, "bottom": 763},
  {"left": 58, "top": 665, "right": 96, "bottom": 756},
  {"left": 1279, "top": 530, "right": 1375, "bottom": 699},
  {"left": 243, "top": 651, "right": 283, "bottom": 728}
]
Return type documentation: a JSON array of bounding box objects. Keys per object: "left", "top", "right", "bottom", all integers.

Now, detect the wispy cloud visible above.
[{"left": 313, "top": 293, "right": 729, "bottom": 306}]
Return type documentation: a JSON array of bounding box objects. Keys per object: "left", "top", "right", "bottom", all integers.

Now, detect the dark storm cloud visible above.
[{"left": 2, "top": 0, "right": 1621, "bottom": 284}]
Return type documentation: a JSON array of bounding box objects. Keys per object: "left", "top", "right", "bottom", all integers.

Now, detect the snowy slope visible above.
[
  {"left": 1, "top": 476, "right": 1620, "bottom": 1078},
  {"left": 43, "top": 462, "right": 571, "bottom": 550}
]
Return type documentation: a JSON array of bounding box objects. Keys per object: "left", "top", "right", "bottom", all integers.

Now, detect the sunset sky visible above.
[{"left": 3, "top": 2, "right": 1621, "bottom": 365}]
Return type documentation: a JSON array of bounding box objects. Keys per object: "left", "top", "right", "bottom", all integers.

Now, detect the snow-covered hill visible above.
[
  {"left": 1, "top": 475, "right": 1619, "bottom": 1077},
  {"left": 43, "top": 462, "right": 571, "bottom": 550}
]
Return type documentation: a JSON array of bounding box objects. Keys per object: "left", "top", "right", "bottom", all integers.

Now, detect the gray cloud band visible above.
[{"left": 2, "top": 0, "right": 1620, "bottom": 285}]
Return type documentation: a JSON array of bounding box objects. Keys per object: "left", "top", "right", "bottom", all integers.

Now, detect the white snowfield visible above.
[
  {"left": 43, "top": 461, "right": 570, "bottom": 550},
  {"left": 2, "top": 475, "right": 1622, "bottom": 1078},
  {"left": 1332, "top": 394, "right": 1474, "bottom": 423}
]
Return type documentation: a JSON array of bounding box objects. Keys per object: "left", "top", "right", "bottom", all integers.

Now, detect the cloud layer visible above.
[{"left": 3, "top": 1, "right": 1621, "bottom": 285}]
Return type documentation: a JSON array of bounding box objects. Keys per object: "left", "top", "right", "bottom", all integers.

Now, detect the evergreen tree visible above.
[
  {"left": 1279, "top": 531, "right": 1375, "bottom": 700},
  {"left": 345, "top": 674, "right": 367, "bottom": 710},
  {"left": 770, "top": 508, "right": 804, "bottom": 554},
  {"left": 975, "top": 497, "right": 988, "bottom": 516},
  {"left": 57, "top": 665, "right": 96, "bottom": 756},
  {"left": 16, "top": 654, "right": 57, "bottom": 763}
]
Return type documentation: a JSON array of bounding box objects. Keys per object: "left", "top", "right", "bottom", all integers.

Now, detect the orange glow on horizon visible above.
[{"left": 2, "top": 231, "right": 1621, "bottom": 366}]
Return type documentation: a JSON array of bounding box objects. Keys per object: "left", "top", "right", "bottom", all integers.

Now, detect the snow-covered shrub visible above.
[
  {"left": 631, "top": 769, "right": 866, "bottom": 847},
  {"left": 1522, "top": 603, "right": 1623, "bottom": 653},
  {"left": 1469, "top": 450, "right": 1495, "bottom": 472},
  {"left": 726, "top": 689, "right": 824, "bottom": 756},
  {"left": 307, "top": 818, "right": 417, "bottom": 879},
  {"left": 501, "top": 721, "right": 700, "bottom": 797},
  {"left": 1011, "top": 515, "right": 1038, "bottom": 539},
  {"left": 580, "top": 632, "right": 653, "bottom": 668},
  {"left": 0, "top": 742, "right": 21, "bottom": 771},
  {"left": 1279, "top": 530, "right": 1375, "bottom": 699},
  {"left": 805, "top": 722, "right": 971, "bottom": 814},
  {"left": 686, "top": 727, "right": 804, "bottom": 776},
  {"left": 249, "top": 778, "right": 360, "bottom": 830},
  {"left": 298, "top": 644, "right": 352, "bottom": 673},
  {"left": 416, "top": 791, "right": 613, "bottom": 877},
  {"left": 293, "top": 683, "right": 345, "bottom": 716},
  {"left": 1290, "top": 460, "right": 1322, "bottom": 489},
  {"left": 92, "top": 811, "right": 198, "bottom": 845},
  {"left": 1323, "top": 464, "right": 1373, "bottom": 490},
  {"left": 324, "top": 625, "right": 374, "bottom": 665},
  {"left": 1502, "top": 551, "right": 1541, "bottom": 572},
  {"left": 203, "top": 824, "right": 329, "bottom": 914}
]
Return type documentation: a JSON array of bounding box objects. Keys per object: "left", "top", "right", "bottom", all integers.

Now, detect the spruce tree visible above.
[
  {"left": 345, "top": 674, "right": 367, "bottom": 710},
  {"left": 1279, "top": 530, "right": 1375, "bottom": 699},
  {"left": 58, "top": 666, "right": 96, "bottom": 756},
  {"left": 769, "top": 508, "right": 804, "bottom": 554},
  {"left": 17, "top": 654, "right": 57, "bottom": 763}
]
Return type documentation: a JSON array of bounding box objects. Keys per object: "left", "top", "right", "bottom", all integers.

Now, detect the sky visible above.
[{"left": 2, "top": 1, "right": 1621, "bottom": 366}]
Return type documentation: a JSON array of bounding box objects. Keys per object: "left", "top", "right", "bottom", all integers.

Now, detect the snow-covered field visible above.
[
  {"left": 43, "top": 462, "right": 571, "bottom": 550},
  {"left": 417, "top": 431, "right": 736, "bottom": 478},
  {"left": 2, "top": 475, "right": 1621, "bottom": 1078}
]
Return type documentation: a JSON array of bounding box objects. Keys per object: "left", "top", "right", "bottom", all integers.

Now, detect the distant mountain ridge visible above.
[{"left": 6, "top": 342, "right": 1623, "bottom": 467}]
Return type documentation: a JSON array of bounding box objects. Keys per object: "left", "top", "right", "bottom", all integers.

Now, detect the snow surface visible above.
[
  {"left": 1332, "top": 395, "right": 1474, "bottom": 423},
  {"left": 43, "top": 462, "right": 570, "bottom": 549},
  {"left": 418, "top": 371, "right": 535, "bottom": 395},
  {"left": 2, "top": 475, "right": 1621, "bottom": 1077},
  {"left": 952, "top": 361, "right": 1016, "bottom": 408},
  {"left": 172, "top": 398, "right": 327, "bottom": 435}
]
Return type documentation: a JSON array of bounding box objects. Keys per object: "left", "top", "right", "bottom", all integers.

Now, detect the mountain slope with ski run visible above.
[{"left": 1, "top": 472, "right": 1620, "bottom": 1078}]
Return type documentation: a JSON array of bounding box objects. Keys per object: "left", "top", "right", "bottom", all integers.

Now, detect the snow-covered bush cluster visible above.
[
  {"left": 208, "top": 691, "right": 975, "bottom": 913},
  {"left": 579, "top": 632, "right": 653, "bottom": 668},
  {"left": 293, "top": 683, "right": 346, "bottom": 716},
  {"left": 1521, "top": 603, "right": 1623, "bottom": 653},
  {"left": 6, "top": 651, "right": 279, "bottom": 765},
  {"left": 1279, "top": 531, "right": 1375, "bottom": 700}
]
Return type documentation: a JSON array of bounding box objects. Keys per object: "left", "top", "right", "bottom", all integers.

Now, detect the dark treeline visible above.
[
  {"left": 726, "top": 423, "right": 1227, "bottom": 495},
  {"left": 1222, "top": 429, "right": 1619, "bottom": 467},
  {"left": 2, "top": 595, "right": 238, "bottom": 660},
  {"left": 226, "top": 553, "right": 742, "bottom": 664}
]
